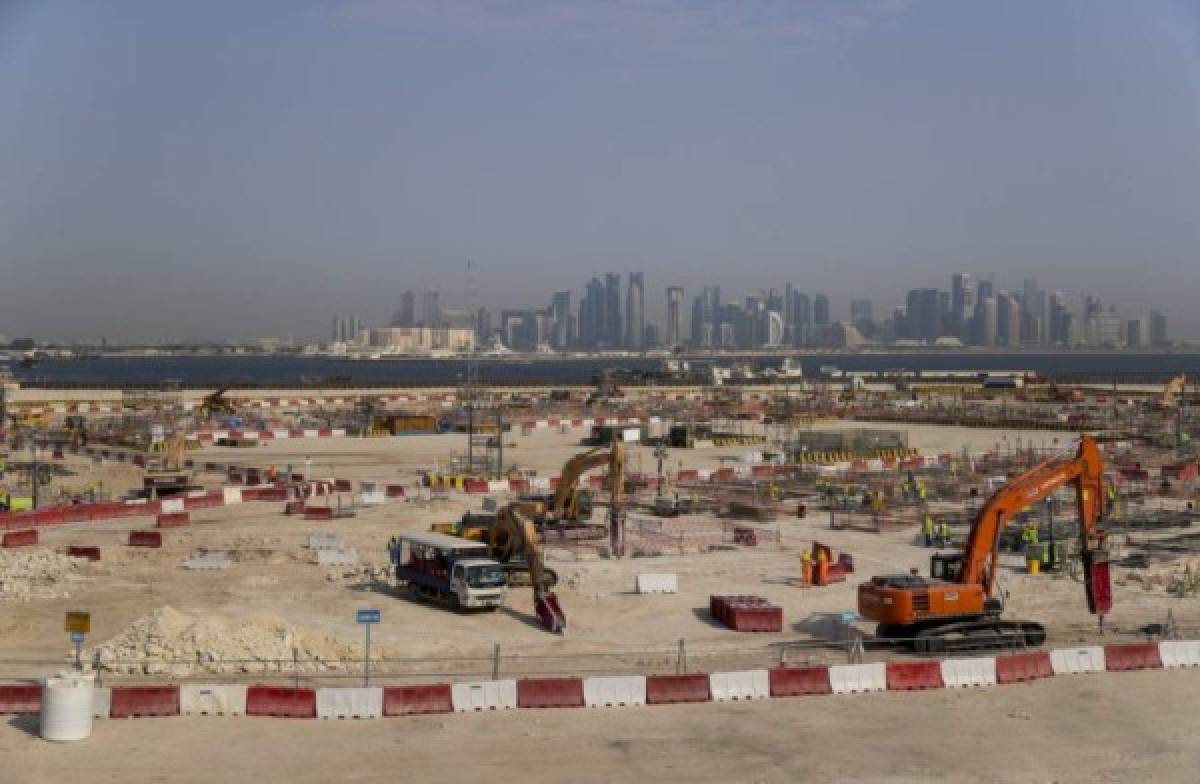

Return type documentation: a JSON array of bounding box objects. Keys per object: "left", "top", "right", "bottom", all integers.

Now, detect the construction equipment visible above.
[
  {"left": 198, "top": 387, "right": 236, "bottom": 418},
  {"left": 488, "top": 504, "right": 566, "bottom": 633},
  {"left": 858, "top": 435, "right": 1112, "bottom": 652},
  {"left": 1159, "top": 374, "right": 1186, "bottom": 410},
  {"left": 550, "top": 442, "right": 625, "bottom": 523}
]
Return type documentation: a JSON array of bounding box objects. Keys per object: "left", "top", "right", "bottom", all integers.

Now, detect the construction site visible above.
[{"left": 2, "top": 371, "right": 1200, "bottom": 781}]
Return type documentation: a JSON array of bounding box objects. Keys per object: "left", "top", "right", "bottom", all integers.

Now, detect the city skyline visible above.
[{"left": 325, "top": 270, "right": 1172, "bottom": 355}]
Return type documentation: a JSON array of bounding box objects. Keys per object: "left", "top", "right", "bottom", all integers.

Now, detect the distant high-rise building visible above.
[
  {"left": 951, "top": 273, "right": 975, "bottom": 339},
  {"left": 550, "top": 291, "right": 571, "bottom": 349},
  {"left": 579, "top": 277, "right": 606, "bottom": 348},
  {"left": 1126, "top": 318, "right": 1150, "bottom": 349},
  {"left": 813, "top": 294, "right": 831, "bottom": 327},
  {"left": 391, "top": 291, "right": 415, "bottom": 327},
  {"left": 1049, "top": 292, "right": 1071, "bottom": 345},
  {"left": 624, "top": 272, "right": 645, "bottom": 349},
  {"left": 665, "top": 287, "right": 684, "bottom": 347},
  {"left": 905, "top": 289, "right": 941, "bottom": 342},
  {"left": 422, "top": 289, "right": 441, "bottom": 328},
  {"left": 977, "top": 296, "right": 998, "bottom": 347},
  {"left": 604, "top": 273, "right": 622, "bottom": 347},
  {"left": 765, "top": 311, "right": 784, "bottom": 347},
  {"left": 690, "top": 286, "right": 720, "bottom": 348},
  {"left": 475, "top": 307, "right": 492, "bottom": 343},
  {"left": 996, "top": 292, "right": 1021, "bottom": 347},
  {"left": 1150, "top": 311, "right": 1169, "bottom": 345},
  {"left": 793, "top": 293, "right": 812, "bottom": 345},
  {"left": 849, "top": 299, "right": 873, "bottom": 328}
]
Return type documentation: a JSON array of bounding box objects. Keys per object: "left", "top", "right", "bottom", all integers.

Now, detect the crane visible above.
[
  {"left": 1158, "top": 374, "right": 1186, "bottom": 410},
  {"left": 858, "top": 435, "right": 1112, "bottom": 652}
]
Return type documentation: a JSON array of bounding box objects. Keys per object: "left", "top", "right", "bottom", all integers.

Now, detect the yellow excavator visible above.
[
  {"left": 485, "top": 440, "right": 627, "bottom": 633},
  {"left": 1159, "top": 374, "right": 1186, "bottom": 410}
]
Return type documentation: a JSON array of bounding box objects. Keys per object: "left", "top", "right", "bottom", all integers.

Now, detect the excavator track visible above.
[{"left": 880, "top": 619, "right": 1046, "bottom": 654}]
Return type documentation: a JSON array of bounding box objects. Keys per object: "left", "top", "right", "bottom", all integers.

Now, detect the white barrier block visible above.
[
  {"left": 223, "top": 487, "right": 242, "bottom": 505},
  {"left": 180, "top": 684, "right": 247, "bottom": 716},
  {"left": 829, "top": 662, "right": 887, "bottom": 694},
  {"left": 315, "top": 548, "right": 358, "bottom": 566},
  {"left": 160, "top": 498, "right": 185, "bottom": 514},
  {"left": 213, "top": 431, "right": 229, "bottom": 441},
  {"left": 308, "top": 533, "right": 345, "bottom": 550},
  {"left": 710, "top": 669, "right": 769, "bottom": 701},
  {"left": 636, "top": 573, "right": 678, "bottom": 594},
  {"left": 184, "top": 552, "right": 230, "bottom": 570},
  {"left": 487, "top": 480, "right": 509, "bottom": 494},
  {"left": 530, "top": 477, "right": 551, "bottom": 492},
  {"left": 273, "top": 429, "right": 290, "bottom": 439},
  {"left": 1159, "top": 640, "right": 1200, "bottom": 669},
  {"left": 940, "top": 657, "right": 997, "bottom": 688},
  {"left": 359, "top": 491, "right": 386, "bottom": 506},
  {"left": 316, "top": 687, "right": 383, "bottom": 719},
  {"left": 331, "top": 429, "right": 346, "bottom": 437},
  {"left": 452, "top": 680, "right": 517, "bottom": 712},
  {"left": 303, "top": 429, "right": 319, "bottom": 438},
  {"left": 1050, "top": 646, "right": 1106, "bottom": 675},
  {"left": 91, "top": 687, "right": 111, "bottom": 719},
  {"left": 583, "top": 676, "right": 646, "bottom": 708}
]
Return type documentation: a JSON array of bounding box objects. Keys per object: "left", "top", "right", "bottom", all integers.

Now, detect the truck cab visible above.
[{"left": 389, "top": 532, "right": 508, "bottom": 610}]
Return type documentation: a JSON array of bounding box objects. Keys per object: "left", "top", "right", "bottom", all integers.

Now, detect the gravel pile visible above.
[{"left": 0, "top": 549, "right": 88, "bottom": 601}]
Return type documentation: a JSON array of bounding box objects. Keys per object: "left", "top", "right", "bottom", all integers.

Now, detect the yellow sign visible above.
[{"left": 64, "top": 612, "right": 91, "bottom": 635}]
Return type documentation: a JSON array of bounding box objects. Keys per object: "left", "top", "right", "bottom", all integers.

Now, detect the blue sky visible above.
[{"left": 2, "top": 0, "right": 1199, "bottom": 341}]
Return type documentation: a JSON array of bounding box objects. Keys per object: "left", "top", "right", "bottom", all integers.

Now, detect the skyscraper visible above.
[
  {"left": 665, "top": 287, "right": 684, "bottom": 347},
  {"left": 690, "top": 286, "right": 719, "bottom": 348},
  {"left": 813, "top": 294, "right": 830, "bottom": 326},
  {"left": 422, "top": 289, "right": 441, "bottom": 328},
  {"left": 550, "top": 290, "right": 571, "bottom": 349},
  {"left": 793, "top": 293, "right": 811, "bottom": 345},
  {"left": 604, "top": 273, "right": 622, "bottom": 347},
  {"left": 579, "top": 277, "right": 606, "bottom": 348},
  {"left": 391, "top": 291, "right": 415, "bottom": 327},
  {"left": 951, "top": 273, "right": 974, "bottom": 339},
  {"left": 1150, "top": 311, "right": 1168, "bottom": 345},
  {"left": 624, "top": 272, "right": 645, "bottom": 349}
]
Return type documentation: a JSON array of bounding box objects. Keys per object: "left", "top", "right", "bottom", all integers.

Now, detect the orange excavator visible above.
[{"left": 858, "top": 435, "right": 1112, "bottom": 652}]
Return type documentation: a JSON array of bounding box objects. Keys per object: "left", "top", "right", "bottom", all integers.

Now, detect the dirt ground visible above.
[
  {"left": 2, "top": 424, "right": 1197, "bottom": 680},
  {"left": 2, "top": 669, "right": 1197, "bottom": 784}
]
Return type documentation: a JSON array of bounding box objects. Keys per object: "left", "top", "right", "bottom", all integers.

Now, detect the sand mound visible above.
[{"left": 90, "top": 605, "right": 360, "bottom": 676}]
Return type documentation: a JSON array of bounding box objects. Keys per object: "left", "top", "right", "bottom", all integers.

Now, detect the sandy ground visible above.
[{"left": 2, "top": 669, "right": 1198, "bottom": 784}]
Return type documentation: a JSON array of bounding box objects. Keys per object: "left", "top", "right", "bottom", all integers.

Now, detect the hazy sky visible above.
[{"left": 2, "top": 0, "right": 1199, "bottom": 342}]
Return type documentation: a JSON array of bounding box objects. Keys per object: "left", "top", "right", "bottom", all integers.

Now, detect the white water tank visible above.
[{"left": 41, "top": 672, "right": 95, "bottom": 742}]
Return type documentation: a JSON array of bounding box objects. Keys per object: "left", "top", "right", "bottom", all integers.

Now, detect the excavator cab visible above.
[{"left": 929, "top": 553, "right": 963, "bottom": 582}]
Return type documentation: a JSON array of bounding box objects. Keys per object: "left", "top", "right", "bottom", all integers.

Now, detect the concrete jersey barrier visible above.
[
  {"left": 709, "top": 669, "right": 769, "bottom": 701},
  {"left": 583, "top": 676, "right": 646, "bottom": 708},
  {"left": 829, "top": 662, "right": 887, "bottom": 694},
  {"left": 940, "top": 657, "right": 997, "bottom": 688},
  {"left": 316, "top": 688, "right": 384, "bottom": 719},
  {"left": 180, "top": 684, "right": 248, "bottom": 716},
  {"left": 1050, "top": 646, "right": 1106, "bottom": 675},
  {"left": 452, "top": 680, "right": 518, "bottom": 712}
]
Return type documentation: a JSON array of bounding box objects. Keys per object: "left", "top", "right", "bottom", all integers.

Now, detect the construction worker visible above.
[
  {"left": 923, "top": 513, "right": 935, "bottom": 547},
  {"left": 937, "top": 520, "right": 951, "bottom": 548},
  {"left": 916, "top": 479, "right": 927, "bottom": 502},
  {"left": 815, "top": 548, "right": 829, "bottom": 587},
  {"left": 1022, "top": 522, "right": 1039, "bottom": 554},
  {"left": 801, "top": 549, "right": 813, "bottom": 586},
  {"left": 0, "top": 486, "right": 8, "bottom": 512},
  {"left": 1106, "top": 482, "right": 1117, "bottom": 514}
]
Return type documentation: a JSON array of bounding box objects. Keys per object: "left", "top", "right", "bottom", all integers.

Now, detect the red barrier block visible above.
[
  {"left": 128, "top": 531, "right": 163, "bottom": 548},
  {"left": 67, "top": 546, "right": 101, "bottom": 561},
  {"left": 2, "top": 529, "right": 37, "bottom": 548},
  {"left": 995, "top": 651, "right": 1054, "bottom": 684},
  {"left": 284, "top": 501, "right": 306, "bottom": 515},
  {"left": 465, "top": 480, "right": 488, "bottom": 493},
  {"left": 317, "top": 428, "right": 333, "bottom": 437},
  {"left": 335, "top": 479, "right": 353, "bottom": 492},
  {"left": 517, "top": 678, "right": 585, "bottom": 709},
  {"left": 109, "top": 685, "right": 180, "bottom": 718},
  {"left": 646, "top": 674, "right": 711, "bottom": 705},
  {"left": 385, "top": 485, "right": 406, "bottom": 498},
  {"left": 0, "top": 683, "right": 41, "bottom": 714},
  {"left": 383, "top": 684, "right": 453, "bottom": 716},
  {"left": 246, "top": 686, "right": 316, "bottom": 718},
  {"left": 886, "top": 660, "right": 944, "bottom": 691},
  {"left": 1104, "top": 642, "right": 1162, "bottom": 672},
  {"left": 156, "top": 512, "right": 190, "bottom": 528},
  {"left": 769, "top": 666, "right": 832, "bottom": 697},
  {"left": 304, "top": 507, "right": 334, "bottom": 520}
]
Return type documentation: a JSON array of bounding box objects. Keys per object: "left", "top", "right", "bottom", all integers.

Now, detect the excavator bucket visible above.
[{"left": 536, "top": 593, "right": 567, "bottom": 633}]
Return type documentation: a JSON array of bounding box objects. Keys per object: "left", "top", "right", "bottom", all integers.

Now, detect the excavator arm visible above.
[
  {"left": 961, "top": 435, "right": 1105, "bottom": 595},
  {"left": 550, "top": 442, "right": 625, "bottom": 521},
  {"left": 489, "top": 505, "right": 566, "bottom": 633}
]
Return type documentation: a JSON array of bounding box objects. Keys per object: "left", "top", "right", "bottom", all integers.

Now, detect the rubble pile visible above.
[
  {"left": 0, "top": 550, "right": 88, "bottom": 601},
  {"left": 90, "top": 605, "right": 361, "bottom": 676}
]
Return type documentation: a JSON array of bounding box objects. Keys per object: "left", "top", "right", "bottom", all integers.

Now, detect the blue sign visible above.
[
  {"left": 70, "top": 632, "right": 85, "bottom": 643},
  {"left": 356, "top": 609, "right": 381, "bottom": 625}
]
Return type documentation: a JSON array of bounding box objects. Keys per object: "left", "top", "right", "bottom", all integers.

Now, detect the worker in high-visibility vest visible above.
[
  {"left": 917, "top": 480, "right": 927, "bottom": 502},
  {"left": 937, "top": 520, "right": 951, "bottom": 547},
  {"left": 815, "top": 549, "right": 829, "bottom": 586},
  {"left": 801, "top": 549, "right": 813, "bottom": 586},
  {"left": 1106, "top": 483, "right": 1117, "bottom": 514},
  {"left": 923, "top": 514, "right": 935, "bottom": 547},
  {"left": 1022, "top": 522, "right": 1039, "bottom": 554}
]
